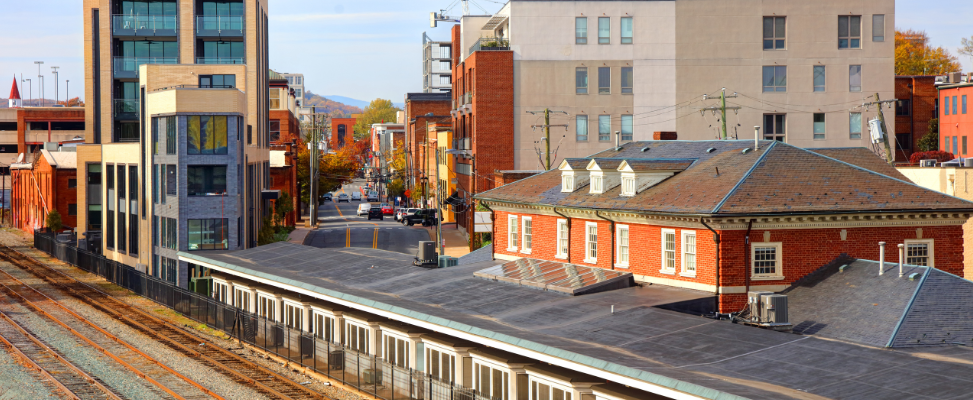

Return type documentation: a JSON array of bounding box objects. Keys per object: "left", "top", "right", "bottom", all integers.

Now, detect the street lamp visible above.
[
  {"left": 23, "top": 79, "right": 31, "bottom": 107},
  {"left": 65, "top": 80, "right": 69, "bottom": 105},
  {"left": 50, "top": 66, "right": 59, "bottom": 105},
  {"left": 33, "top": 61, "right": 43, "bottom": 107}
]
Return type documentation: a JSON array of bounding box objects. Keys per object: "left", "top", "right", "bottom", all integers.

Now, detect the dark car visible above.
[
  {"left": 404, "top": 209, "right": 440, "bottom": 226},
  {"left": 321, "top": 193, "right": 333, "bottom": 202},
  {"left": 367, "top": 207, "right": 384, "bottom": 220}
]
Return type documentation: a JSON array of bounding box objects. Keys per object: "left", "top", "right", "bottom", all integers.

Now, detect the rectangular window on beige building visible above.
[
  {"left": 620, "top": 17, "right": 633, "bottom": 44},
  {"left": 598, "top": 115, "right": 611, "bottom": 141},
  {"left": 575, "top": 17, "right": 587, "bottom": 44},
  {"left": 849, "top": 65, "right": 862, "bottom": 92},
  {"left": 764, "top": 114, "right": 786, "bottom": 141},
  {"left": 621, "top": 67, "right": 633, "bottom": 94},
  {"left": 598, "top": 17, "right": 609, "bottom": 44},
  {"left": 763, "top": 16, "right": 785, "bottom": 50},
  {"left": 813, "top": 66, "right": 826, "bottom": 92},
  {"left": 838, "top": 16, "right": 861, "bottom": 49},
  {"left": 762, "top": 66, "right": 786, "bottom": 92},
  {"left": 598, "top": 67, "right": 610, "bottom": 94},
  {"left": 576, "top": 67, "right": 588, "bottom": 94},
  {"left": 813, "top": 113, "right": 825, "bottom": 140},
  {"left": 872, "top": 15, "right": 885, "bottom": 42},
  {"left": 576, "top": 115, "right": 588, "bottom": 141},
  {"left": 850, "top": 112, "right": 862, "bottom": 139}
]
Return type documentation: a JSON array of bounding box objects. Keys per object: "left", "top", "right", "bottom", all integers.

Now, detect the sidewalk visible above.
[
  {"left": 288, "top": 226, "right": 312, "bottom": 245},
  {"left": 424, "top": 223, "right": 470, "bottom": 258}
]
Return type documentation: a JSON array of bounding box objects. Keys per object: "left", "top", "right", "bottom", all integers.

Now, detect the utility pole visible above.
[
  {"left": 526, "top": 109, "right": 568, "bottom": 169},
  {"left": 66, "top": 80, "right": 69, "bottom": 105},
  {"left": 435, "top": 147, "right": 444, "bottom": 257},
  {"left": 700, "top": 88, "right": 740, "bottom": 139},
  {"left": 863, "top": 93, "right": 897, "bottom": 164}
]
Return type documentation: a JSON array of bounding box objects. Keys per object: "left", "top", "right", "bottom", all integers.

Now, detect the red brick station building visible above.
[{"left": 476, "top": 140, "right": 973, "bottom": 311}]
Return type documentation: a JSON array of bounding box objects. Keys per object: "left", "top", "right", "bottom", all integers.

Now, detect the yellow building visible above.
[
  {"left": 80, "top": 0, "right": 270, "bottom": 287},
  {"left": 436, "top": 127, "right": 455, "bottom": 223},
  {"left": 898, "top": 165, "right": 973, "bottom": 277}
]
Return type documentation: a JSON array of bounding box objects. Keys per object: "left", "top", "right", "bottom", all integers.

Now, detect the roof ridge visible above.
[
  {"left": 786, "top": 142, "right": 973, "bottom": 207},
  {"left": 710, "top": 141, "right": 778, "bottom": 214},
  {"left": 886, "top": 266, "right": 930, "bottom": 347}
]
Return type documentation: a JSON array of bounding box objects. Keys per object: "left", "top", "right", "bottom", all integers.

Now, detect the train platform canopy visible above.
[{"left": 180, "top": 242, "right": 973, "bottom": 400}]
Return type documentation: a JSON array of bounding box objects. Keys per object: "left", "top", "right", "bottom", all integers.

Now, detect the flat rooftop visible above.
[{"left": 181, "top": 242, "right": 973, "bottom": 399}]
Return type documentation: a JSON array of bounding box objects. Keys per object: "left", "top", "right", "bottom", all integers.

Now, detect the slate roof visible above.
[
  {"left": 560, "top": 158, "right": 589, "bottom": 169},
  {"left": 784, "top": 258, "right": 973, "bottom": 348},
  {"left": 477, "top": 140, "right": 973, "bottom": 216},
  {"left": 808, "top": 148, "right": 909, "bottom": 181},
  {"left": 623, "top": 158, "right": 696, "bottom": 172},
  {"left": 183, "top": 242, "right": 973, "bottom": 400}
]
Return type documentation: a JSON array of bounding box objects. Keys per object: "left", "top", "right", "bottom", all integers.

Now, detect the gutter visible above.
[
  {"left": 700, "top": 218, "right": 720, "bottom": 312},
  {"left": 744, "top": 219, "right": 754, "bottom": 308},
  {"left": 594, "top": 210, "right": 614, "bottom": 270},
  {"left": 552, "top": 206, "right": 571, "bottom": 261}
]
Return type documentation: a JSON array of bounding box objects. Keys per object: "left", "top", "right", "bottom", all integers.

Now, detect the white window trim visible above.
[
  {"left": 343, "top": 318, "right": 374, "bottom": 354},
  {"left": 751, "top": 242, "right": 784, "bottom": 280},
  {"left": 281, "top": 298, "right": 306, "bottom": 330},
  {"left": 903, "top": 239, "right": 935, "bottom": 268},
  {"left": 529, "top": 375, "right": 575, "bottom": 400},
  {"left": 471, "top": 358, "right": 512, "bottom": 400},
  {"left": 584, "top": 222, "right": 598, "bottom": 264},
  {"left": 555, "top": 219, "right": 569, "bottom": 259},
  {"left": 660, "top": 228, "right": 676, "bottom": 274},
  {"left": 381, "top": 331, "right": 411, "bottom": 368},
  {"left": 590, "top": 173, "right": 604, "bottom": 194},
  {"left": 310, "top": 308, "right": 338, "bottom": 342},
  {"left": 620, "top": 173, "right": 636, "bottom": 197},
  {"left": 521, "top": 217, "right": 532, "bottom": 254},
  {"left": 507, "top": 215, "right": 518, "bottom": 252},
  {"left": 615, "top": 224, "right": 629, "bottom": 268},
  {"left": 680, "top": 230, "right": 697, "bottom": 278},
  {"left": 256, "top": 291, "right": 279, "bottom": 321},
  {"left": 424, "top": 342, "right": 458, "bottom": 383},
  {"left": 232, "top": 284, "right": 253, "bottom": 312},
  {"left": 561, "top": 173, "right": 574, "bottom": 193}
]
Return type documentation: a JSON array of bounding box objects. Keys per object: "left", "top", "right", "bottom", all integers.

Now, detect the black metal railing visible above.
[{"left": 33, "top": 232, "right": 487, "bottom": 400}]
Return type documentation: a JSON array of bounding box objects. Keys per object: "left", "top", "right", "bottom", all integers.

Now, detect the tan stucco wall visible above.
[
  {"left": 898, "top": 166, "right": 973, "bottom": 278},
  {"left": 674, "top": 0, "right": 896, "bottom": 146},
  {"left": 101, "top": 142, "right": 140, "bottom": 267}
]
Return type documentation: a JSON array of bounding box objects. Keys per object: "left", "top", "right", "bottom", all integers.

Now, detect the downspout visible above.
[
  {"left": 552, "top": 207, "right": 571, "bottom": 262},
  {"left": 744, "top": 219, "right": 754, "bottom": 307},
  {"left": 700, "top": 218, "right": 720, "bottom": 313},
  {"left": 480, "top": 201, "right": 495, "bottom": 261},
  {"left": 594, "top": 210, "right": 614, "bottom": 270}
]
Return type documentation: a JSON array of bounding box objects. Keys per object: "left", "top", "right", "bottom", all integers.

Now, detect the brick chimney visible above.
[{"left": 653, "top": 131, "right": 677, "bottom": 140}]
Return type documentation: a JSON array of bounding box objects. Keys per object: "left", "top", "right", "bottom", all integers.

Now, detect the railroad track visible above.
[
  {"left": 0, "top": 264, "right": 219, "bottom": 400},
  {"left": 0, "top": 246, "right": 329, "bottom": 400},
  {"left": 0, "top": 300, "right": 121, "bottom": 400}
]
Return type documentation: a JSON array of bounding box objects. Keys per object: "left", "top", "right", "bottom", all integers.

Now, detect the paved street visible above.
[{"left": 303, "top": 180, "right": 429, "bottom": 256}]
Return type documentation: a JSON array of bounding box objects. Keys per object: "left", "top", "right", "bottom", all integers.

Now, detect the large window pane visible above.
[
  {"left": 188, "top": 116, "right": 201, "bottom": 153},
  {"left": 598, "top": 115, "right": 610, "bottom": 141},
  {"left": 576, "top": 115, "right": 588, "bottom": 141},
  {"left": 598, "top": 17, "right": 609, "bottom": 44},
  {"left": 620, "top": 17, "right": 633, "bottom": 44},
  {"left": 763, "top": 16, "right": 785, "bottom": 50},
  {"left": 813, "top": 113, "right": 825, "bottom": 140},
  {"left": 849, "top": 65, "right": 862, "bottom": 92},
  {"left": 813, "top": 66, "right": 826, "bottom": 92},
  {"left": 872, "top": 15, "right": 885, "bottom": 41},
  {"left": 850, "top": 112, "right": 862, "bottom": 139},
  {"left": 621, "top": 115, "right": 633, "bottom": 141},
  {"left": 188, "top": 115, "right": 228, "bottom": 155},
  {"left": 763, "top": 66, "right": 786, "bottom": 92},
  {"left": 774, "top": 66, "right": 787, "bottom": 91},
  {"left": 188, "top": 166, "right": 227, "bottom": 196},
  {"left": 575, "top": 67, "right": 588, "bottom": 94},
  {"left": 188, "top": 218, "right": 228, "bottom": 250},
  {"left": 575, "top": 17, "right": 587, "bottom": 44},
  {"left": 598, "top": 67, "right": 610, "bottom": 94},
  {"left": 621, "top": 67, "right": 633, "bottom": 94}
]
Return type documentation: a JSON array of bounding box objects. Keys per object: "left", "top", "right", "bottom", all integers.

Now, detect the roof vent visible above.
[
  {"left": 706, "top": 147, "right": 716, "bottom": 153},
  {"left": 641, "top": 147, "right": 650, "bottom": 152},
  {"left": 742, "top": 148, "right": 752, "bottom": 154}
]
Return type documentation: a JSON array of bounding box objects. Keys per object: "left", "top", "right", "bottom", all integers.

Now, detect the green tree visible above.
[
  {"left": 895, "top": 30, "right": 962, "bottom": 75},
  {"left": 273, "top": 191, "right": 294, "bottom": 228},
  {"left": 353, "top": 99, "right": 401, "bottom": 139},
  {"left": 45, "top": 210, "right": 62, "bottom": 232},
  {"left": 917, "top": 118, "right": 940, "bottom": 152},
  {"left": 296, "top": 144, "right": 361, "bottom": 205},
  {"left": 257, "top": 215, "right": 276, "bottom": 245}
]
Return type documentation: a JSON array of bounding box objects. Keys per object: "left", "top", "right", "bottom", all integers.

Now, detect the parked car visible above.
[
  {"left": 398, "top": 208, "right": 419, "bottom": 223},
  {"left": 357, "top": 203, "right": 372, "bottom": 216},
  {"left": 321, "top": 193, "right": 333, "bottom": 202},
  {"left": 367, "top": 207, "right": 384, "bottom": 220},
  {"left": 395, "top": 208, "right": 414, "bottom": 221},
  {"left": 403, "top": 209, "right": 440, "bottom": 226},
  {"left": 380, "top": 203, "right": 394, "bottom": 215},
  {"left": 367, "top": 191, "right": 380, "bottom": 202},
  {"left": 337, "top": 193, "right": 350, "bottom": 203},
  {"left": 351, "top": 192, "right": 362, "bottom": 201}
]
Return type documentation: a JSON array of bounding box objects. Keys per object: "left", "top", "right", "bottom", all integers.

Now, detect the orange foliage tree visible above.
[{"left": 895, "top": 29, "right": 962, "bottom": 75}]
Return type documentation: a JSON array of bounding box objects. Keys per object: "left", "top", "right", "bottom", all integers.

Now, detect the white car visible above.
[{"left": 357, "top": 203, "right": 372, "bottom": 216}]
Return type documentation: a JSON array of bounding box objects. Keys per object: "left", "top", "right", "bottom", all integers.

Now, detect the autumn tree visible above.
[
  {"left": 296, "top": 144, "right": 361, "bottom": 205},
  {"left": 960, "top": 36, "right": 973, "bottom": 68},
  {"left": 895, "top": 30, "right": 962, "bottom": 75},
  {"left": 353, "top": 99, "right": 401, "bottom": 139},
  {"left": 386, "top": 140, "right": 408, "bottom": 199},
  {"left": 329, "top": 109, "right": 346, "bottom": 119}
]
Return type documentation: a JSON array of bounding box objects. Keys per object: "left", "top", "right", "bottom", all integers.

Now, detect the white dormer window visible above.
[
  {"left": 590, "top": 175, "right": 603, "bottom": 193},
  {"left": 562, "top": 174, "right": 574, "bottom": 192},
  {"left": 621, "top": 176, "right": 636, "bottom": 196}
]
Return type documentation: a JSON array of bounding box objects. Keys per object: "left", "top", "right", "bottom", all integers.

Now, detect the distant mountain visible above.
[
  {"left": 324, "top": 95, "right": 404, "bottom": 110},
  {"left": 304, "top": 91, "right": 363, "bottom": 116}
]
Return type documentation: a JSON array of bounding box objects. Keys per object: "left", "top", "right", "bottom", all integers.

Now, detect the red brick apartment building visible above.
[
  {"left": 940, "top": 79, "right": 973, "bottom": 157},
  {"left": 330, "top": 117, "right": 357, "bottom": 150},
  {"left": 450, "top": 24, "right": 515, "bottom": 234},
  {"left": 476, "top": 140, "right": 973, "bottom": 312},
  {"left": 403, "top": 92, "right": 450, "bottom": 192},
  {"left": 894, "top": 76, "right": 938, "bottom": 162},
  {"left": 11, "top": 149, "right": 78, "bottom": 233}
]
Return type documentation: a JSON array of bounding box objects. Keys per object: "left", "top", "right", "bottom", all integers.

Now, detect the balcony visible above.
[
  {"left": 195, "top": 57, "right": 245, "bottom": 65},
  {"left": 452, "top": 91, "right": 473, "bottom": 111},
  {"left": 468, "top": 37, "right": 509, "bottom": 56},
  {"left": 112, "top": 15, "right": 178, "bottom": 37},
  {"left": 196, "top": 16, "right": 244, "bottom": 37},
  {"left": 113, "top": 99, "right": 139, "bottom": 120},
  {"left": 113, "top": 57, "right": 178, "bottom": 79}
]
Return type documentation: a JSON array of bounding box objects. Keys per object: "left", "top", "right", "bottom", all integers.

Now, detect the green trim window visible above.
[
  {"left": 188, "top": 218, "right": 229, "bottom": 250},
  {"left": 187, "top": 115, "right": 228, "bottom": 155}
]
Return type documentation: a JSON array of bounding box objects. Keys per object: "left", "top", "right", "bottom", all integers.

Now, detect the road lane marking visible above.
[
  {"left": 345, "top": 228, "right": 351, "bottom": 247},
  {"left": 372, "top": 229, "right": 379, "bottom": 249},
  {"left": 334, "top": 203, "right": 343, "bottom": 217}
]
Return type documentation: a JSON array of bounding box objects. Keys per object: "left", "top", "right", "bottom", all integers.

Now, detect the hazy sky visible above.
[{"left": 1, "top": 0, "right": 969, "bottom": 103}]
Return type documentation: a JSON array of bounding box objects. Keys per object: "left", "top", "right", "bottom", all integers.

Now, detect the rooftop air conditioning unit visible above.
[
  {"left": 964, "top": 159, "right": 973, "bottom": 168},
  {"left": 438, "top": 255, "right": 459, "bottom": 268},
  {"left": 415, "top": 241, "right": 437, "bottom": 267},
  {"left": 760, "top": 294, "right": 789, "bottom": 325},
  {"left": 747, "top": 291, "right": 773, "bottom": 322},
  {"left": 920, "top": 159, "right": 937, "bottom": 167}
]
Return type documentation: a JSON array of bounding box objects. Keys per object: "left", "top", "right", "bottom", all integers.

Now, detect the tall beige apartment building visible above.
[
  {"left": 454, "top": 0, "right": 894, "bottom": 170},
  {"left": 80, "top": 0, "right": 270, "bottom": 288}
]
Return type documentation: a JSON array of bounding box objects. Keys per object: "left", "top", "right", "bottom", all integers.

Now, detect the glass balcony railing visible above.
[
  {"left": 196, "top": 15, "right": 244, "bottom": 37},
  {"left": 468, "top": 37, "right": 510, "bottom": 56},
  {"left": 112, "top": 14, "right": 178, "bottom": 36},
  {"left": 195, "top": 57, "right": 245, "bottom": 65},
  {"left": 113, "top": 99, "right": 139, "bottom": 120},
  {"left": 113, "top": 57, "right": 178, "bottom": 78}
]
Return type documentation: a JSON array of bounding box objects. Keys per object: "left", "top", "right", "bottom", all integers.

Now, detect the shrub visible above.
[
  {"left": 46, "top": 210, "right": 63, "bottom": 232},
  {"left": 909, "top": 150, "right": 955, "bottom": 164},
  {"left": 916, "top": 118, "right": 939, "bottom": 151}
]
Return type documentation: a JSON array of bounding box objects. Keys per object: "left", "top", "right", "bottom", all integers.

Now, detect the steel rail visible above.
[
  {"left": 0, "top": 264, "right": 223, "bottom": 400},
  {"left": 0, "top": 246, "right": 329, "bottom": 400}
]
